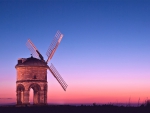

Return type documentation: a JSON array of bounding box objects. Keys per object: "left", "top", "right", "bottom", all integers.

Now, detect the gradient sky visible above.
[{"left": 0, "top": 0, "right": 150, "bottom": 105}]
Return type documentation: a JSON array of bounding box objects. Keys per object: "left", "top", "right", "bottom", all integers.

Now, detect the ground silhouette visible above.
[{"left": 0, "top": 104, "right": 150, "bottom": 113}]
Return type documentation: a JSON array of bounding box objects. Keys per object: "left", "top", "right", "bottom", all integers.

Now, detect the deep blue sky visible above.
[{"left": 0, "top": 0, "right": 150, "bottom": 104}]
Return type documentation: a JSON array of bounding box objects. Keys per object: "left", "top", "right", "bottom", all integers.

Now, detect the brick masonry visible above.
[{"left": 15, "top": 57, "right": 48, "bottom": 105}]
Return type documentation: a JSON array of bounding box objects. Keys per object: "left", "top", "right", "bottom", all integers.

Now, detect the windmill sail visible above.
[
  {"left": 50, "top": 63, "right": 68, "bottom": 87},
  {"left": 26, "top": 40, "right": 39, "bottom": 59},
  {"left": 48, "top": 63, "right": 67, "bottom": 91},
  {"left": 46, "top": 31, "right": 63, "bottom": 63},
  {"left": 26, "top": 39, "right": 44, "bottom": 60}
]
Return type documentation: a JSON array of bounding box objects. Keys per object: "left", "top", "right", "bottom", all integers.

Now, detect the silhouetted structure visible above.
[
  {"left": 15, "top": 31, "right": 67, "bottom": 106},
  {"left": 16, "top": 56, "right": 48, "bottom": 105}
]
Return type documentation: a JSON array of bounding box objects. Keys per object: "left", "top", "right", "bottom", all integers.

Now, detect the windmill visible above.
[{"left": 26, "top": 31, "right": 67, "bottom": 91}]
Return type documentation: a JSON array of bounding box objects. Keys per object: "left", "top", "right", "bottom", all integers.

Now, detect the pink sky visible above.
[{"left": 0, "top": 74, "right": 150, "bottom": 105}]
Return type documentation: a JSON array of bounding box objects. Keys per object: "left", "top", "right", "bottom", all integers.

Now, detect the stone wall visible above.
[
  {"left": 16, "top": 67, "right": 47, "bottom": 81},
  {"left": 16, "top": 66, "right": 47, "bottom": 105}
]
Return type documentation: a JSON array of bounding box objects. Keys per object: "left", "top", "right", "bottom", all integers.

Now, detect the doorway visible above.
[{"left": 29, "top": 83, "right": 41, "bottom": 105}]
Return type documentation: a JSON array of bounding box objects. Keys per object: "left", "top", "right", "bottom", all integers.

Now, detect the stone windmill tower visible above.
[{"left": 15, "top": 31, "right": 67, "bottom": 105}]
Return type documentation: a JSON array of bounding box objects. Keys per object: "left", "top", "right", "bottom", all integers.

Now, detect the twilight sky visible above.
[{"left": 0, "top": 0, "right": 150, "bottom": 105}]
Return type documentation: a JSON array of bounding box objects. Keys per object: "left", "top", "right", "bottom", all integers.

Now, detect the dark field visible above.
[{"left": 0, "top": 105, "right": 150, "bottom": 113}]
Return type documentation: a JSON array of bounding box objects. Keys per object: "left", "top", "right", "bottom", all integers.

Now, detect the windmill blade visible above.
[
  {"left": 50, "top": 63, "right": 68, "bottom": 87},
  {"left": 48, "top": 63, "right": 67, "bottom": 91},
  {"left": 26, "top": 41, "right": 39, "bottom": 59},
  {"left": 26, "top": 39, "right": 44, "bottom": 60},
  {"left": 48, "top": 67, "right": 67, "bottom": 91},
  {"left": 46, "top": 31, "right": 63, "bottom": 63},
  {"left": 48, "top": 64, "right": 67, "bottom": 91}
]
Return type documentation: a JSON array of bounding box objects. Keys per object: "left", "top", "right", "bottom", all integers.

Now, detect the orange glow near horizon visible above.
[
  {"left": 0, "top": 86, "right": 150, "bottom": 104},
  {"left": 0, "top": 74, "right": 150, "bottom": 105}
]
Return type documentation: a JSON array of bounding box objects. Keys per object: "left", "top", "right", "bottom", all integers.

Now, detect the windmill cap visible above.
[{"left": 15, "top": 57, "right": 48, "bottom": 68}]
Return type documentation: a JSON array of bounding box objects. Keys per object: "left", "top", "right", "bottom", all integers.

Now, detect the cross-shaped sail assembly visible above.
[{"left": 26, "top": 31, "right": 67, "bottom": 91}]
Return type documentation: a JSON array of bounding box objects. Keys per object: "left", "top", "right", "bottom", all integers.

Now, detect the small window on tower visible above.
[{"left": 33, "top": 75, "right": 37, "bottom": 79}]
